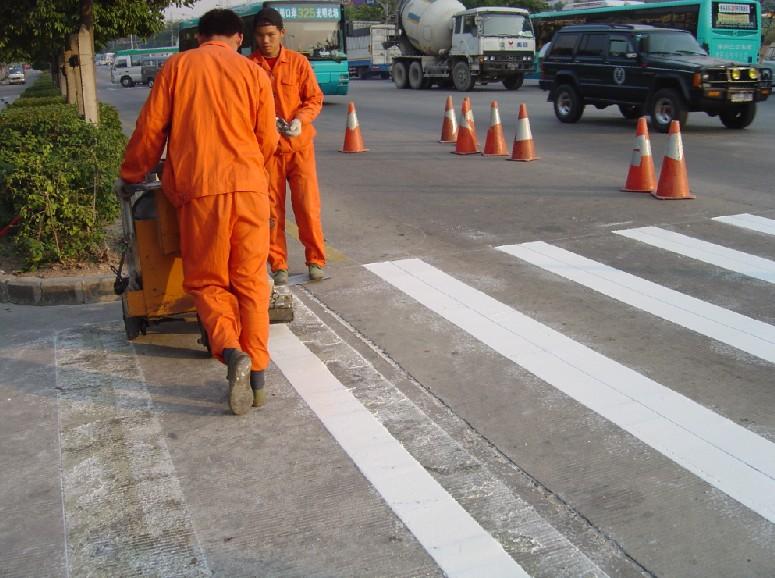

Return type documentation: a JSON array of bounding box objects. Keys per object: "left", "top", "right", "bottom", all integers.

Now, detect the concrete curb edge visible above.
[{"left": 0, "top": 274, "right": 118, "bottom": 306}]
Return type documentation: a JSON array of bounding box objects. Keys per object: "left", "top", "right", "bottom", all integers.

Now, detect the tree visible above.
[{"left": 0, "top": 1, "right": 191, "bottom": 122}]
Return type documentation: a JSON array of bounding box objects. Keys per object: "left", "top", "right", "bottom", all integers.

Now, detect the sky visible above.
[{"left": 164, "top": 0, "right": 255, "bottom": 21}]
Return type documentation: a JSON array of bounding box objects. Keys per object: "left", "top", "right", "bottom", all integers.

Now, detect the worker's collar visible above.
[
  {"left": 253, "top": 46, "right": 287, "bottom": 66},
  {"left": 200, "top": 40, "right": 233, "bottom": 50}
]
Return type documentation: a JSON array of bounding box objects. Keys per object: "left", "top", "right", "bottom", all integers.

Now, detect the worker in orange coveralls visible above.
[
  {"left": 249, "top": 7, "right": 327, "bottom": 285},
  {"left": 117, "top": 9, "right": 279, "bottom": 416}
]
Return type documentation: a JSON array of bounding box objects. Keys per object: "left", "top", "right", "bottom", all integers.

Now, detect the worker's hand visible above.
[
  {"left": 113, "top": 178, "right": 134, "bottom": 200},
  {"left": 286, "top": 118, "right": 302, "bottom": 137}
]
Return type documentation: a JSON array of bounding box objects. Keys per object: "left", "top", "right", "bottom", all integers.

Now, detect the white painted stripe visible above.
[
  {"left": 614, "top": 226, "right": 775, "bottom": 284},
  {"left": 270, "top": 324, "right": 530, "bottom": 578},
  {"left": 498, "top": 241, "right": 775, "bottom": 364},
  {"left": 713, "top": 213, "right": 775, "bottom": 236},
  {"left": 365, "top": 258, "right": 775, "bottom": 524}
]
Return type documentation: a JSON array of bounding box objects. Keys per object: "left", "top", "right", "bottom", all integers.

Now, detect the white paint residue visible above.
[{"left": 713, "top": 214, "right": 775, "bottom": 236}]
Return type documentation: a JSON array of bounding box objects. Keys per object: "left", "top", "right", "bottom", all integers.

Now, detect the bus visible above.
[
  {"left": 532, "top": 0, "right": 763, "bottom": 64},
  {"left": 111, "top": 46, "right": 178, "bottom": 87},
  {"left": 179, "top": 0, "right": 349, "bottom": 95}
]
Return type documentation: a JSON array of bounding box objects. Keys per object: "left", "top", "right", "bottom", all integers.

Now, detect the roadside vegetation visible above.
[{"left": 0, "top": 76, "right": 125, "bottom": 269}]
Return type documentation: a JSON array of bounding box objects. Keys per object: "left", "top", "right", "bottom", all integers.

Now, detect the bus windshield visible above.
[
  {"left": 640, "top": 31, "right": 707, "bottom": 55},
  {"left": 481, "top": 14, "right": 533, "bottom": 37}
]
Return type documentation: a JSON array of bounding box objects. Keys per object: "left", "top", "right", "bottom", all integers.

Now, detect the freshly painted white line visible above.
[
  {"left": 614, "top": 226, "right": 775, "bottom": 284},
  {"left": 497, "top": 241, "right": 775, "bottom": 364},
  {"left": 365, "top": 258, "right": 775, "bottom": 524},
  {"left": 713, "top": 214, "right": 775, "bottom": 236},
  {"left": 269, "top": 324, "right": 530, "bottom": 578}
]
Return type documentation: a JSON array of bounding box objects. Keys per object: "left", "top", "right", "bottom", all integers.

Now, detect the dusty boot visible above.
[
  {"left": 226, "top": 350, "right": 253, "bottom": 416},
  {"left": 308, "top": 264, "right": 325, "bottom": 281},
  {"left": 272, "top": 269, "right": 288, "bottom": 285},
  {"left": 251, "top": 370, "right": 266, "bottom": 408}
]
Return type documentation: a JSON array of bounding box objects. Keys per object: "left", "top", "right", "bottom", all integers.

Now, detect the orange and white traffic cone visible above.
[
  {"left": 340, "top": 101, "right": 368, "bottom": 153},
  {"left": 454, "top": 97, "right": 479, "bottom": 155},
  {"left": 506, "top": 103, "right": 538, "bottom": 162},
  {"left": 439, "top": 95, "right": 458, "bottom": 143},
  {"left": 653, "top": 120, "right": 694, "bottom": 200},
  {"left": 482, "top": 100, "right": 508, "bottom": 157},
  {"left": 622, "top": 116, "right": 656, "bottom": 193}
]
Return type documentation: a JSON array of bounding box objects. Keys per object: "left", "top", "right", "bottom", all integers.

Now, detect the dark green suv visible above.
[{"left": 539, "top": 24, "right": 772, "bottom": 132}]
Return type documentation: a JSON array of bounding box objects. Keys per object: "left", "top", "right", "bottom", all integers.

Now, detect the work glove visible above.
[{"left": 286, "top": 118, "right": 302, "bottom": 137}]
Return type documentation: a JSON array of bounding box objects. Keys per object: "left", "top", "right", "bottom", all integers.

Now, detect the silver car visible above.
[{"left": 7, "top": 66, "right": 25, "bottom": 85}]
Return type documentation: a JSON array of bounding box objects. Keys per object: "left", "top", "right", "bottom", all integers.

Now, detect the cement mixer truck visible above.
[{"left": 390, "top": 0, "right": 535, "bottom": 91}]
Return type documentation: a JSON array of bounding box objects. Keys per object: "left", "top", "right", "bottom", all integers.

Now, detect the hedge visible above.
[{"left": 0, "top": 77, "right": 126, "bottom": 268}]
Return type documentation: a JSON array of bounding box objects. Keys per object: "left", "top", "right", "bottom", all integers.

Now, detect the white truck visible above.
[
  {"left": 390, "top": 0, "right": 535, "bottom": 91},
  {"left": 347, "top": 21, "right": 401, "bottom": 79}
]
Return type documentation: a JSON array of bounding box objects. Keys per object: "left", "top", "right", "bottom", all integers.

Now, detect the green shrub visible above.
[
  {"left": 7, "top": 95, "right": 66, "bottom": 108},
  {"left": 0, "top": 102, "right": 126, "bottom": 268}
]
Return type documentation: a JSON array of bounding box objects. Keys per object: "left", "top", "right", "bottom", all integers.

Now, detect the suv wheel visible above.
[
  {"left": 650, "top": 88, "right": 687, "bottom": 133},
  {"left": 719, "top": 102, "right": 756, "bottom": 129},
  {"left": 618, "top": 104, "right": 641, "bottom": 119},
  {"left": 452, "top": 61, "right": 475, "bottom": 92},
  {"left": 392, "top": 61, "right": 409, "bottom": 89},
  {"left": 553, "top": 84, "right": 584, "bottom": 123}
]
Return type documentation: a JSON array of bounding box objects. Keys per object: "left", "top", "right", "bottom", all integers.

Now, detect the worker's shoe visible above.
[
  {"left": 272, "top": 269, "right": 288, "bottom": 286},
  {"left": 251, "top": 370, "right": 266, "bottom": 408},
  {"left": 308, "top": 264, "right": 326, "bottom": 282},
  {"left": 226, "top": 350, "right": 253, "bottom": 416}
]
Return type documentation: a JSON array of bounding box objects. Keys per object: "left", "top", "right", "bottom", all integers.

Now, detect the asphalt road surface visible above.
[{"left": 1, "top": 66, "right": 773, "bottom": 577}]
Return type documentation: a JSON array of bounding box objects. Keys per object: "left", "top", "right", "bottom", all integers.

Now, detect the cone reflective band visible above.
[
  {"left": 483, "top": 100, "right": 508, "bottom": 156},
  {"left": 340, "top": 101, "right": 368, "bottom": 153},
  {"left": 653, "top": 120, "right": 694, "bottom": 200},
  {"left": 622, "top": 117, "right": 656, "bottom": 192},
  {"left": 453, "top": 97, "right": 479, "bottom": 155},
  {"left": 439, "top": 95, "right": 458, "bottom": 143},
  {"left": 507, "top": 103, "right": 538, "bottom": 162}
]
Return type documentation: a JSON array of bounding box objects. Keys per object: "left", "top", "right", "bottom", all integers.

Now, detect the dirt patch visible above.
[{"left": 0, "top": 219, "right": 122, "bottom": 278}]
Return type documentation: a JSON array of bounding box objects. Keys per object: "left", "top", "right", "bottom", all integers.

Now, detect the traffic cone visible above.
[
  {"left": 653, "top": 120, "right": 694, "bottom": 200},
  {"left": 506, "top": 103, "right": 538, "bottom": 162},
  {"left": 439, "top": 95, "right": 458, "bottom": 143},
  {"left": 340, "top": 101, "right": 368, "bottom": 153},
  {"left": 622, "top": 116, "right": 656, "bottom": 193},
  {"left": 454, "top": 97, "right": 479, "bottom": 155},
  {"left": 482, "top": 100, "right": 508, "bottom": 156}
]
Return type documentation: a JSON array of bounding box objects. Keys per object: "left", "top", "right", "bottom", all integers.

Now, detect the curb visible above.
[{"left": 0, "top": 274, "right": 118, "bottom": 306}]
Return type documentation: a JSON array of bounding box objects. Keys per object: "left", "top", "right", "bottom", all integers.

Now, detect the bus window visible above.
[{"left": 712, "top": 2, "right": 757, "bottom": 30}]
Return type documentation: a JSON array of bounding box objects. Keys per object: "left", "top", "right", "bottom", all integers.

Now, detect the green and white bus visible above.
[
  {"left": 111, "top": 46, "right": 178, "bottom": 87},
  {"left": 179, "top": 0, "right": 349, "bottom": 95},
  {"left": 532, "top": 0, "right": 763, "bottom": 64}
]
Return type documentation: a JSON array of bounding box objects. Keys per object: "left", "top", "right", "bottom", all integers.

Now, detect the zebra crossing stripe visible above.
[
  {"left": 269, "top": 324, "right": 530, "bottom": 578},
  {"left": 613, "top": 226, "right": 775, "bottom": 284},
  {"left": 365, "top": 258, "right": 775, "bottom": 524},
  {"left": 713, "top": 213, "right": 775, "bottom": 236},
  {"left": 497, "top": 241, "right": 775, "bottom": 364}
]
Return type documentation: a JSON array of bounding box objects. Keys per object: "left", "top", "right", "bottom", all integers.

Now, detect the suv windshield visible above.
[
  {"left": 481, "top": 14, "right": 533, "bottom": 37},
  {"left": 9, "top": 67, "right": 23, "bottom": 74},
  {"left": 640, "top": 32, "right": 707, "bottom": 56}
]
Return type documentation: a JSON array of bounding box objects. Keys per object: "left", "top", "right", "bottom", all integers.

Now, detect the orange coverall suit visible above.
[
  {"left": 120, "top": 41, "right": 278, "bottom": 372},
  {"left": 250, "top": 47, "right": 325, "bottom": 272}
]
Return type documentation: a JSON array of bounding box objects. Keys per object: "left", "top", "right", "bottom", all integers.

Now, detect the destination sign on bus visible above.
[
  {"left": 273, "top": 4, "right": 341, "bottom": 20},
  {"left": 712, "top": 2, "right": 756, "bottom": 29}
]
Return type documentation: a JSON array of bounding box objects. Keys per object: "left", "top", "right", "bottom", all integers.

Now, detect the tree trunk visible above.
[
  {"left": 78, "top": 0, "right": 99, "bottom": 124},
  {"left": 70, "top": 34, "right": 84, "bottom": 112},
  {"left": 63, "top": 40, "right": 78, "bottom": 106},
  {"left": 56, "top": 53, "right": 67, "bottom": 97}
]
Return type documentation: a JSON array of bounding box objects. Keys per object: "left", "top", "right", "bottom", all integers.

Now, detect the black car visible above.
[{"left": 539, "top": 24, "right": 772, "bottom": 131}]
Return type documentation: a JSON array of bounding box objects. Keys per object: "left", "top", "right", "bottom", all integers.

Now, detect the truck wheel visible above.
[
  {"left": 618, "top": 104, "right": 641, "bottom": 119},
  {"left": 452, "top": 61, "right": 475, "bottom": 92},
  {"left": 392, "top": 61, "right": 409, "bottom": 89},
  {"left": 120, "top": 76, "right": 134, "bottom": 88},
  {"left": 553, "top": 84, "right": 584, "bottom": 123},
  {"left": 408, "top": 61, "right": 428, "bottom": 89},
  {"left": 147, "top": 78, "right": 154, "bottom": 88},
  {"left": 719, "top": 102, "right": 756, "bottom": 129},
  {"left": 649, "top": 88, "right": 687, "bottom": 133},
  {"left": 502, "top": 75, "right": 524, "bottom": 90},
  {"left": 122, "top": 299, "right": 146, "bottom": 340}
]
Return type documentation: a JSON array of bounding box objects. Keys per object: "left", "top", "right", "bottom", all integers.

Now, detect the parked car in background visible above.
[{"left": 7, "top": 66, "right": 25, "bottom": 85}]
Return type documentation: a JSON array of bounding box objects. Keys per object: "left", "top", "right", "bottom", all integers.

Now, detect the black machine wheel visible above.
[
  {"left": 452, "top": 61, "right": 475, "bottom": 92},
  {"left": 553, "top": 83, "right": 584, "bottom": 123},
  {"left": 122, "top": 299, "right": 147, "bottom": 340},
  {"left": 502, "top": 75, "right": 524, "bottom": 91},
  {"left": 649, "top": 88, "right": 687, "bottom": 133},
  {"left": 719, "top": 102, "right": 756, "bottom": 129},
  {"left": 120, "top": 75, "right": 134, "bottom": 88},
  {"left": 618, "top": 104, "right": 641, "bottom": 119},
  {"left": 392, "top": 61, "right": 409, "bottom": 89},
  {"left": 408, "top": 61, "right": 431, "bottom": 89}
]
